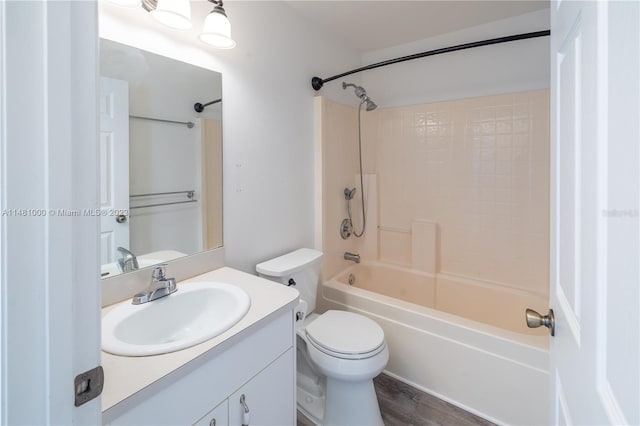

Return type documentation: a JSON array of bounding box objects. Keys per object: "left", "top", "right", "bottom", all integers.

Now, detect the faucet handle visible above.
[{"left": 152, "top": 264, "right": 168, "bottom": 280}]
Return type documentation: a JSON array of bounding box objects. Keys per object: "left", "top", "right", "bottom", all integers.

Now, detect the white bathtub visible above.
[{"left": 320, "top": 262, "right": 549, "bottom": 425}]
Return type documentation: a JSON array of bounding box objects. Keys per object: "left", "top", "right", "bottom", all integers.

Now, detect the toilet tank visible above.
[{"left": 256, "top": 248, "right": 323, "bottom": 313}]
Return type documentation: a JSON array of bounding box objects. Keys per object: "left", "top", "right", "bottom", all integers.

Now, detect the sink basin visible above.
[{"left": 102, "top": 281, "right": 251, "bottom": 356}]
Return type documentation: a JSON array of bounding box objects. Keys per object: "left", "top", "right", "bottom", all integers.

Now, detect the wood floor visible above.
[{"left": 297, "top": 373, "right": 495, "bottom": 426}]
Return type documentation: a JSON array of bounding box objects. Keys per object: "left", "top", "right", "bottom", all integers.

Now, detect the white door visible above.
[
  {"left": 1, "top": 1, "right": 101, "bottom": 424},
  {"left": 100, "top": 77, "right": 130, "bottom": 264},
  {"left": 550, "top": 0, "right": 639, "bottom": 424}
]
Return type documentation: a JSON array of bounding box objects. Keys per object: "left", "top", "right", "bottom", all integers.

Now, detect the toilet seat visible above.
[{"left": 305, "top": 310, "right": 385, "bottom": 360}]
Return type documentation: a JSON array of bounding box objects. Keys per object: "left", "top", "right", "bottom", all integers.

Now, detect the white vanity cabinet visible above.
[
  {"left": 228, "top": 349, "right": 294, "bottom": 426},
  {"left": 193, "top": 400, "right": 228, "bottom": 426},
  {"left": 193, "top": 350, "right": 294, "bottom": 426},
  {"left": 103, "top": 309, "right": 295, "bottom": 426}
]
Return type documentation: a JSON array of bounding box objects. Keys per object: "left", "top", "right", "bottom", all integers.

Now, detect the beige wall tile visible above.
[
  {"left": 379, "top": 229, "right": 412, "bottom": 265},
  {"left": 320, "top": 99, "right": 359, "bottom": 279},
  {"left": 411, "top": 221, "right": 437, "bottom": 273},
  {"left": 374, "top": 90, "right": 549, "bottom": 297}
]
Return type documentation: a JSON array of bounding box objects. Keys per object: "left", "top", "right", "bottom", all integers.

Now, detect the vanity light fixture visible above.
[
  {"left": 199, "top": 0, "right": 236, "bottom": 49},
  {"left": 150, "top": 0, "right": 193, "bottom": 31},
  {"left": 105, "top": 0, "right": 235, "bottom": 49},
  {"left": 105, "top": 0, "right": 141, "bottom": 7}
]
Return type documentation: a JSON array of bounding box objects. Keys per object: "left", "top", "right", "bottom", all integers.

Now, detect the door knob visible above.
[
  {"left": 526, "top": 308, "right": 555, "bottom": 336},
  {"left": 115, "top": 214, "right": 127, "bottom": 224}
]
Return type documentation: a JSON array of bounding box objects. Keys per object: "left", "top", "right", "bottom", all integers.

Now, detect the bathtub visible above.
[{"left": 320, "top": 261, "right": 549, "bottom": 425}]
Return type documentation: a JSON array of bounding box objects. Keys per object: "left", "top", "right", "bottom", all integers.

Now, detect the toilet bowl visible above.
[
  {"left": 257, "top": 249, "right": 388, "bottom": 425},
  {"left": 304, "top": 310, "right": 388, "bottom": 379}
]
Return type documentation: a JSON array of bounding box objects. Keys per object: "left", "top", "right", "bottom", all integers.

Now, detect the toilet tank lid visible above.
[{"left": 256, "top": 248, "right": 323, "bottom": 277}]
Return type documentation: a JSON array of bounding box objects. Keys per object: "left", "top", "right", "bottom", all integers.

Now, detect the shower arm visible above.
[
  {"left": 311, "top": 30, "right": 550, "bottom": 91},
  {"left": 194, "top": 98, "right": 222, "bottom": 113}
]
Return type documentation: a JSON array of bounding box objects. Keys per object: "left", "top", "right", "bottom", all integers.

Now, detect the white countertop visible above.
[{"left": 101, "top": 267, "right": 299, "bottom": 412}]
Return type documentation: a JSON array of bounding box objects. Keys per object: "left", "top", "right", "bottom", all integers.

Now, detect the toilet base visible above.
[
  {"left": 296, "top": 364, "right": 325, "bottom": 425},
  {"left": 297, "top": 384, "right": 324, "bottom": 425},
  {"left": 294, "top": 314, "right": 387, "bottom": 426},
  {"left": 323, "top": 377, "right": 384, "bottom": 426}
]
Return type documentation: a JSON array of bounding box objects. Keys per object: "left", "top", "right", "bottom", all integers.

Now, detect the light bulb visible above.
[
  {"left": 199, "top": 7, "right": 236, "bottom": 49},
  {"left": 104, "top": 0, "right": 140, "bottom": 8},
  {"left": 151, "top": 0, "right": 193, "bottom": 31}
]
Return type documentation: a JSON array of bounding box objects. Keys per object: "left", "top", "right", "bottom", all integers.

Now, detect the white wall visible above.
[
  {"left": 100, "top": 1, "right": 361, "bottom": 273},
  {"left": 361, "top": 9, "right": 550, "bottom": 107},
  {"left": 212, "top": 3, "right": 361, "bottom": 272}
]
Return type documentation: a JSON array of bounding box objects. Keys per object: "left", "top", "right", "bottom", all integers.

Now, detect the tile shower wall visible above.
[
  {"left": 364, "top": 90, "right": 550, "bottom": 298},
  {"left": 316, "top": 98, "right": 359, "bottom": 280}
]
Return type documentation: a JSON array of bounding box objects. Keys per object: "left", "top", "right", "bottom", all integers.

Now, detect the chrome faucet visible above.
[
  {"left": 344, "top": 251, "right": 361, "bottom": 263},
  {"left": 132, "top": 264, "right": 177, "bottom": 305},
  {"left": 117, "top": 246, "right": 139, "bottom": 273}
]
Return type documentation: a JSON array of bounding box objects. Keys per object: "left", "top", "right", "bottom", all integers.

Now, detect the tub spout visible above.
[{"left": 344, "top": 252, "right": 361, "bottom": 263}]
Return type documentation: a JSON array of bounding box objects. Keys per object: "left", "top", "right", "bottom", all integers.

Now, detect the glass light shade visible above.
[
  {"left": 105, "top": 0, "right": 140, "bottom": 7},
  {"left": 199, "top": 10, "right": 236, "bottom": 49},
  {"left": 151, "top": 0, "right": 193, "bottom": 31}
]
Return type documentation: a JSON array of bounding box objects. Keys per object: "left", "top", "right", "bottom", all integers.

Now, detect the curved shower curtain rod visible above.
[
  {"left": 194, "top": 98, "right": 222, "bottom": 113},
  {"left": 311, "top": 30, "right": 550, "bottom": 91}
]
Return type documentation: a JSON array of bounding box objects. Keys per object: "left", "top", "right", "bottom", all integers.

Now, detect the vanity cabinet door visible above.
[
  {"left": 193, "top": 399, "right": 228, "bottom": 426},
  {"left": 228, "top": 349, "right": 294, "bottom": 426}
]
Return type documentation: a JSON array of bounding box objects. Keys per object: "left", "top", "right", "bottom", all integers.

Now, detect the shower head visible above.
[
  {"left": 342, "top": 82, "right": 377, "bottom": 111},
  {"left": 344, "top": 187, "right": 356, "bottom": 200},
  {"left": 364, "top": 99, "right": 377, "bottom": 111}
]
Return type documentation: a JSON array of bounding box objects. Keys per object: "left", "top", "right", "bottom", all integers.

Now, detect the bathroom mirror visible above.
[{"left": 99, "top": 39, "right": 223, "bottom": 279}]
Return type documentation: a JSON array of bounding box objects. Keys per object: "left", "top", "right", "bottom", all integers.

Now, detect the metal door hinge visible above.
[{"left": 74, "top": 366, "right": 104, "bottom": 407}]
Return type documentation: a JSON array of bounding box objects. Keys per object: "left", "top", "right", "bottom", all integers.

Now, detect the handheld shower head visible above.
[
  {"left": 344, "top": 187, "right": 356, "bottom": 200},
  {"left": 342, "top": 83, "right": 372, "bottom": 238},
  {"left": 343, "top": 82, "right": 377, "bottom": 111}
]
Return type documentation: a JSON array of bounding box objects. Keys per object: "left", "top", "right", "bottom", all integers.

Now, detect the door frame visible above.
[{"left": 0, "top": 1, "right": 101, "bottom": 424}]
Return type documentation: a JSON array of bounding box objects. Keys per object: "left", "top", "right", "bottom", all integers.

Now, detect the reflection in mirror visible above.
[{"left": 99, "top": 39, "right": 223, "bottom": 279}]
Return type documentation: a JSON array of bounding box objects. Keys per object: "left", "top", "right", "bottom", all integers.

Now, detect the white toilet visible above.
[{"left": 257, "top": 248, "right": 388, "bottom": 426}]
